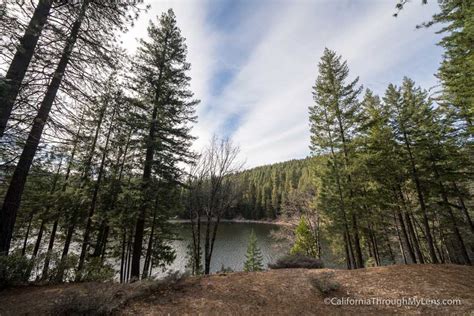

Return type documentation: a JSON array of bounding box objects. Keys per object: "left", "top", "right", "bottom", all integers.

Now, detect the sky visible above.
[{"left": 121, "top": 0, "right": 444, "bottom": 168}]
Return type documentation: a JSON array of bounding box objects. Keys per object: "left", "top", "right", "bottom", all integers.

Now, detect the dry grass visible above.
[
  {"left": 0, "top": 272, "right": 184, "bottom": 315},
  {"left": 0, "top": 265, "right": 473, "bottom": 315},
  {"left": 121, "top": 265, "right": 474, "bottom": 315}
]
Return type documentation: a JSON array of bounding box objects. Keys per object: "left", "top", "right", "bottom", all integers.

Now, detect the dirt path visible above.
[{"left": 0, "top": 264, "right": 473, "bottom": 315}]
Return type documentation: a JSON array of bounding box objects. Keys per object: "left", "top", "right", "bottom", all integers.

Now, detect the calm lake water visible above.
[{"left": 161, "top": 222, "right": 285, "bottom": 275}]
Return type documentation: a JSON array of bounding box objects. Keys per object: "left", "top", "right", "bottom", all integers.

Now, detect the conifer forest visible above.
[{"left": 0, "top": 0, "right": 472, "bottom": 303}]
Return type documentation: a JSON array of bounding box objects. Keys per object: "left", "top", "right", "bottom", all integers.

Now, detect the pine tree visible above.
[
  {"left": 0, "top": 0, "right": 53, "bottom": 137},
  {"left": 431, "top": 0, "right": 474, "bottom": 131},
  {"left": 130, "top": 9, "right": 198, "bottom": 280},
  {"left": 309, "top": 48, "right": 364, "bottom": 269},
  {"left": 243, "top": 229, "right": 264, "bottom": 272},
  {"left": 290, "top": 217, "right": 319, "bottom": 258},
  {"left": 383, "top": 78, "right": 440, "bottom": 264}
]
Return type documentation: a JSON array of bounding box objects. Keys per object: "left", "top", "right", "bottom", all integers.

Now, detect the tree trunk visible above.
[
  {"left": 334, "top": 103, "right": 363, "bottom": 269},
  {"left": 343, "top": 233, "right": 352, "bottom": 269},
  {"left": 322, "top": 108, "right": 355, "bottom": 269},
  {"left": 131, "top": 31, "right": 170, "bottom": 280},
  {"left": 131, "top": 101, "right": 158, "bottom": 279},
  {"left": 396, "top": 208, "right": 416, "bottom": 263},
  {"left": 368, "top": 225, "right": 380, "bottom": 266},
  {"left": 351, "top": 213, "right": 364, "bottom": 268},
  {"left": 452, "top": 182, "right": 474, "bottom": 233},
  {"left": 204, "top": 214, "right": 212, "bottom": 275},
  {"left": 393, "top": 211, "right": 408, "bottom": 264},
  {"left": 441, "top": 189, "right": 471, "bottom": 265},
  {"left": 406, "top": 211, "right": 425, "bottom": 264},
  {"left": 21, "top": 211, "right": 34, "bottom": 256},
  {"left": 0, "top": 0, "right": 53, "bottom": 137},
  {"left": 41, "top": 219, "right": 58, "bottom": 280},
  {"left": 402, "top": 132, "right": 438, "bottom": 263},
  {"left": 0, "top": 0, "right": 89, "bottom": 255},
  {"left": 120, "top": 228, "right": 127, "bottom": 283},
  {"left": 93, "top": 128, "right": 131, "bottom": 258},
  {"left": 142, "top": 206, "right": 158, "bottom": 279},
  {"left": 398, "top": 185, "right": 424, "bottom": 263},
  {"left": 126, "top": 227, "right": 134, "bottom": 282},
  {"left": 378, "top": 211, "right": 394, "bottom": 264},
  {"left": 100, "top": 226, "right": 109, "bottom": 261},
  {"left": 32, "top": 219, "right": 45, "bottom": 257},
  {"left": 206, "top": 214, "right": 222, "bottom": 274},
  {"left": 76, "top": 100, "right": 116, "bottom": 277},
  {"left": 56, "top": 104, "right": 103, "bottom": 282}
]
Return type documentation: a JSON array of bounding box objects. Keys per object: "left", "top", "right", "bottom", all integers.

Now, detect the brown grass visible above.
[{"left": 0, "top": 264, "right": 473, "bottom": 315}]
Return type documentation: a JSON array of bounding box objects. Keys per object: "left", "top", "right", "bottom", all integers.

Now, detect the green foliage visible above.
[
  {"left": 0, "top": 254, "right": 34, "bottom": 287},
  {"left": 290, "top": 218, "right": 319, "bottom": 258},
  {"left": 79, "top": 257, "right": 115, "bottom": 282},
  {"left": 226, "top": 158, "right": 314, "bottom": 220},
  {"left": 432, "top": 0, "right": 474, "bottom": 130},
  {"left": 185, "top": 243, "right": 203, "bottom": 276},
  {"left": 365, "top": 257, "right": 377, "bottom": 268},
  {"left": 309, "top": 48, "right": 366, "bottom": 269},
  {"left": 310, "top": 49, "right": 473, "bottom": 267},
  {"left": 243, "top": 229, "right": 264, "bottom": 272}
]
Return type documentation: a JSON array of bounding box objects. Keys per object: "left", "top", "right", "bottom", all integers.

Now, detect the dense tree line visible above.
[
  {"left": 308, "top": 48, "right": 472, "bottom": 268},
  {"left": 0, "top": 0, "right": 471, "bottom": 287},
  {"left": 0, "top": 3, "right": 198, "bottom": 284},
  {"left": 221, "top": 158, "right": 315, "bottom": 220}
]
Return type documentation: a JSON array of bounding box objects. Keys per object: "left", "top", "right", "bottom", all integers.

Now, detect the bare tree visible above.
[
  {"left": 186, "top": 136, "right": 242, "bottom": 275},
  {"left": 271, "top": 188, "right": 322, "bottom": 259}
]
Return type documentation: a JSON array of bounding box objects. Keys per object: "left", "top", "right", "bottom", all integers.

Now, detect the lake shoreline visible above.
[{"left": 169, "top": 218, "right": 291, "bottom": 226}]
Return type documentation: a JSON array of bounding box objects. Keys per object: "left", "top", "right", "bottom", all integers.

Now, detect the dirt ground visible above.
[{"left": 0, "top": 264, "right": 473, "bottom": 315}]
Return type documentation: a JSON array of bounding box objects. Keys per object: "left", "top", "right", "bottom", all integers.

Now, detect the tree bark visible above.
[
  {"left": 131, "top": 85, "right": 163, "bottom": 280},
  {"left": 396, "top": 208, "right": 416, "bottom": 263},
  {"left": 32, "top": 219, "right": 45, "bottom": 257},
  {"left": 393, "top": 211, "right": 408, "bottom": 264},
  {"left": 452, "top": 182, "right": 474, "bottom": 233},
  {"left": 0, "top": 0, "right": 89, "bottom": 255},
  {"left": 406, "top": 211, "right": 425, "bottom": 264},
  {"left": 21, "top": 211, "right": 34, "bottom": 256},
  {"left": 120, "top": 228, "right": 127, "bottom": 283},
  {"left": 0, "top": 0, "right": 53, "bottom": 137},
  {"left": 142, "top": 205, "right": 158, "bottom": 279},
  {"left": 41, "top": 219, "right": 58, "bottom": 280},
  {"left": 76, "top": 99, "right": 116, "bottom": 277},
  {"left": 402, "top": 131, "right": 438, "bottom": 263}
]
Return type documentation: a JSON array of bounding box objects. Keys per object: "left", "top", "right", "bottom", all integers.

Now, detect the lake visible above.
[{"left": 159, "top": 222, "right": 286, "bottom": 275}]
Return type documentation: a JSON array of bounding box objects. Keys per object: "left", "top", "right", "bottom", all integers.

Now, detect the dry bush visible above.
[
  {"left": 310, "top": 272, "right": 340, "bottom": 295},
  {"left": 51, "top": 271, "right": 186, "bottom": 315},
  {"left": 268, "top": 254, "right": 324, "bottom": 269}
]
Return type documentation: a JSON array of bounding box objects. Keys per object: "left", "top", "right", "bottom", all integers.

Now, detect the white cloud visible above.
[
  {"left": 209, "top": 0, "right": 443, "bottom": 168},
  {"left": 120, "top": 0, "right": 220, "bottom": 150},
  {"left": 123, "top": 0, "right": 444, "bottom": 169}
]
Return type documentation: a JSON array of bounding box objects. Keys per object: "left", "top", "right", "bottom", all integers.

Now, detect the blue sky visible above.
[{"left": 121, "top": 0, "right": 444, "bottom": 168}]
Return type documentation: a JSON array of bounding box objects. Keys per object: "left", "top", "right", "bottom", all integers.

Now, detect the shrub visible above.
[
  {"left": 268, "top": 254, "right": 324, "bottom": 269},
  {"left": 243, "top": 229, "right": 264, "bottom": 272},
  {"left": 290, "top": 218, "right": 319, "bottom": 258},
  {"left": 217, "top": 264, "right": 234, "bottom": 274},
  {"left": 310, "top": 272, "right": 340, "bottom": 295},
  {"left": 0, "top": 254, "right": 34, "bottom": 287},
  {"left": 52, "top": 272, "right": 186, "bottom": 314},
  {"left": 365, "top": 257, "right": 377, "bottom": 267},
  {"left": 45, "top": 253, "right": 79, "bottom": 283},
  {"left": 79, "top": 257, "right": 115, "bottom": 282}
]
